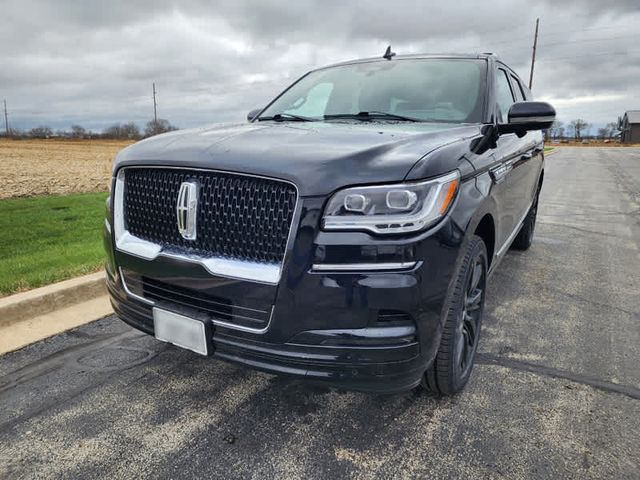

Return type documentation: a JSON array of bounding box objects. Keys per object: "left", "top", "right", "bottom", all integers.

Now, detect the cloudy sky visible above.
[{"left": 2, "top": 0, "right": 639, "bottom": 133}]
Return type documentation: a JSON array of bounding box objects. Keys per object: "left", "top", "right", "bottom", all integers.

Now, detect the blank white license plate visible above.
[{"left": 153, "top": 307, "right": 209, "bottom": 355}]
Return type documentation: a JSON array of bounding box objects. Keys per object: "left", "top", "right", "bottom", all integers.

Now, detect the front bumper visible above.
[{"left": 104, "top": 196, "right": 463, "bottom": 393}]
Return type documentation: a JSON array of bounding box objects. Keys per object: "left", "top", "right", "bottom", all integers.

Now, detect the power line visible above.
[
  {"left": 538, "top": 32, "right": 640, "bottom": 48},
  {"left": 460, "top": 21, "right": 640, "bottom": 53},
  {"left": 538, "top": 50, "right": 630, "bottom": 63}
]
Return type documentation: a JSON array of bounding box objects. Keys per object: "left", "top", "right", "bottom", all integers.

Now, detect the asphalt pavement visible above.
[{"left": 1, "top": 147, "right": 639, "bottom": 479}]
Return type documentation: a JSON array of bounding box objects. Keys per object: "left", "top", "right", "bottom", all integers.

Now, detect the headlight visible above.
[{"left": 322, "top": 171, "right": 459, "bottom": 234}]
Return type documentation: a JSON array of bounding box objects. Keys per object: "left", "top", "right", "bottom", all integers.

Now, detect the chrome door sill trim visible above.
[{"left": 495, "top": 199, "right": 533, "bottom": 258}]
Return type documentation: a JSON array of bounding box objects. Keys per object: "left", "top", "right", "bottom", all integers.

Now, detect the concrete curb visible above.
[{"left": 0, "top": 271, "right": 107, "bottom": 328}]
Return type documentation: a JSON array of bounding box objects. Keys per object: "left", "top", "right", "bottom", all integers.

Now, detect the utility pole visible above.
[
  {"left": 528, "top": 17, "right": 539, "bottom": 89},
  {"left": 152, "top": 82, "right": 158, "bottom": 133},
  {"left": 3, "top": 99, "right": 8, "bottom": 137}
]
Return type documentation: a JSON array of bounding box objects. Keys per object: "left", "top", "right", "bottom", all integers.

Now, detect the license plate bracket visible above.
[{"left": 153, "top": 307, "right": 212, "bottom": 356}]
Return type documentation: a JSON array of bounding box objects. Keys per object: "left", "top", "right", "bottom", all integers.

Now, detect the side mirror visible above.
[
  {"left": 498, "top": 101, "right": 556, "bottom": 135},
  {"left": 247, "top": 108, "right": 262, "bottom": 122}
]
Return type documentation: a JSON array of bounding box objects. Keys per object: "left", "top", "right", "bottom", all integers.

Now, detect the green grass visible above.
[
  {"left": 544, "top": 146, "right": 555, "bottom": 152},
  {"left": 0, "top": 192, "right": 108, "bottom": 296}
]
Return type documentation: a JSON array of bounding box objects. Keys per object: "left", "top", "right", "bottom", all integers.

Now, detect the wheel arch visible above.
[
  {"left": 473, "top": 214, "right": 496, "bottom": 268},
  {"left": 452, "top": 173, "right": 499, "bottom": 269}
]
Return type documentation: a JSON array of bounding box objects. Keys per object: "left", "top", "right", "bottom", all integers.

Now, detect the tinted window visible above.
[
  {"left": 261, "top": 59, "right": 487, "bottom": 123},
  {"left": 510, "top": 74, "right": 526, "bottom": 102},
  {"left": 495, "top": 69, "right": 515, "bottom": 121}
]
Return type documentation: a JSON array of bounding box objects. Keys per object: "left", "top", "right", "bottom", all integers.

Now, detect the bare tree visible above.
[
  {"left": 29, "top": 125, "right": 53, "bottom": 138},
  {"left": 568, "top": 119, "right": 590, "bottom": 140},
  {"left": 549, "top": 120, "right": 564, "bottom": 139},
  {"left": 121, "top": 122, "right": 140, "bottom": 139},
  {"left": 0, "top": 128, "right": 18, "bottom": 138},
  {"left": 103, "top": 124, "right": 121, "bottom": 139},
  {"left": 71, "top": 124, "right": 86, "bottom": 138},
  {"left": 144, "top": 118, "right": 178, "bottom": 138},
  {"left": 606, "top": 122, "right": 618, "bottom": 139},
  {"left": 103, "top": 122, "right": 141, "bottom": 140}
]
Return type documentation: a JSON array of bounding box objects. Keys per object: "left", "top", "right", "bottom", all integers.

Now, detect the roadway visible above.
[{"left": 1, "top": 147, "right": 639, "bottom": 479}]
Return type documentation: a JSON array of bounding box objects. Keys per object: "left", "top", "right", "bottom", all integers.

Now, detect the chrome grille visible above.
[{"left": 123, "top": 168, "right": 297, "bottom": 264}]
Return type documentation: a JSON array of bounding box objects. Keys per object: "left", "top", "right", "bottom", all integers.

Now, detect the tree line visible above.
[
  {"left": 3, "top": 117, "right": 623, "bottom": 142},
  {"left": 1, "top": 118, "right": 178, "bottom": 140},
  {"left": 547, "top": 119, "right": 619, "bottom": 141}
]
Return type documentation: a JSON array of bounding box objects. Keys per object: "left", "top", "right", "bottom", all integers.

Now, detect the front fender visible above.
[{"left": 448, "top": 170, "right": 499, "bottom": 273}]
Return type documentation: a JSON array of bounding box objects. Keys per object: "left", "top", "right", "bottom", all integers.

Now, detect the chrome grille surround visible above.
[{"left": 113, "top": 166, "right": 299, "bottom": 284}]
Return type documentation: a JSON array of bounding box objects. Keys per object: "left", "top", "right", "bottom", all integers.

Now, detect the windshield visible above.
[{"left": 259, "top": 58, "right": 487, "bottom": 123}]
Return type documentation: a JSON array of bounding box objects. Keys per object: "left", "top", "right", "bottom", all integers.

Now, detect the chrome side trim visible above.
[
  {"left": 113, "top": 166, "right": 300, "bottom": 285},
  {"left": 311, "top": 261, "right": 417, "bottom": 272},
  {"left": 104, "top": 218, "right": 112, "bottom": 234},
  {"left": 119, "top": 267, "right": 274, "bottom": 334},
  {"left": 489, "top": 161, "right": 513, "bottom": 184},
  {"left": 495, "top": 200, "right": 533, "bottom": 258}
]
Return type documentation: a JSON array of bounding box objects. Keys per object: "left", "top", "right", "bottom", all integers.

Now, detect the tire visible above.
[
  {"left": 422, "top": 235, "right": 488, "bottom": 396},
  {"left": 511, "top": 191, "right": 539, "bottom": 251}
]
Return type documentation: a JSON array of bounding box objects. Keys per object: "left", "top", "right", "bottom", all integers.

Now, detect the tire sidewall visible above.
[{"left": 435, "top": 235, "right": 488, "bottom": 395}]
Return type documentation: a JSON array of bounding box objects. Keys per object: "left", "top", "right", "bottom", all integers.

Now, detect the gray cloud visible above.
[{"left": 2, "top": 0, "right": 639, "bottom": 132}]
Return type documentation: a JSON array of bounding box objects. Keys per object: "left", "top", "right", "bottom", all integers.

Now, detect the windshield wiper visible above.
[
  {"left": 258, "top": 113, "right": 317, "bottom": 122},
  {"left": 324, "top": 111, "right": 422, "bottom": 122}
]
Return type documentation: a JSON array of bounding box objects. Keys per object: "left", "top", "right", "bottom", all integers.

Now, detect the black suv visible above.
[{"left": 104, "top": 52, "right": 555, "bottom": 395}]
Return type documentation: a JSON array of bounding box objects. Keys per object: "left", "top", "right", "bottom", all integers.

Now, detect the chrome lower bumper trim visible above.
[
  {"left": 119, "top": 267, "right": 154, "bottom": 306},
  {"left": 311, "top": 261, "right": 417, "bottom": 272},
  {"left": 119, "top": 267, "right": 273, "bottom": 334}
]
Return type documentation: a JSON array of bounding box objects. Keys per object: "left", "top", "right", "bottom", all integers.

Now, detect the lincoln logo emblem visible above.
[{"left": 176, "top": 181, "right": 198, "bottom": 240}]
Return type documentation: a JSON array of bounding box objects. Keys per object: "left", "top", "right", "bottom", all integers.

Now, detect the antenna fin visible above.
[{"left": 383, "top": 45, "right": 396, "bottom": 60}]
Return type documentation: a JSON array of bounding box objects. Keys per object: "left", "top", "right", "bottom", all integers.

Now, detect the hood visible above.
[{"left": 114, "top": 121, "right": 482, "bottom": 196}]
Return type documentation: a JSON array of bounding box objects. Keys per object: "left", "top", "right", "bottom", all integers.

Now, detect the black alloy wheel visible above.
[
  {"left": 422, "top": 235, "right": 488, "bottom": 396},
  {"left": 456, "top": 253, "right": 485, "bottom": 379}
]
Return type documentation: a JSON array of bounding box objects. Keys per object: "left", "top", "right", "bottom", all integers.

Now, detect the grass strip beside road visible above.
[{"left": 0, "top": 192, "right": 108, "bottom": 296}]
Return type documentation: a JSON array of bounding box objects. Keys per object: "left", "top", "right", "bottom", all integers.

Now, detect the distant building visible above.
[{"left": 620, "top": 111, "right": 640, "bottom": 144}]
